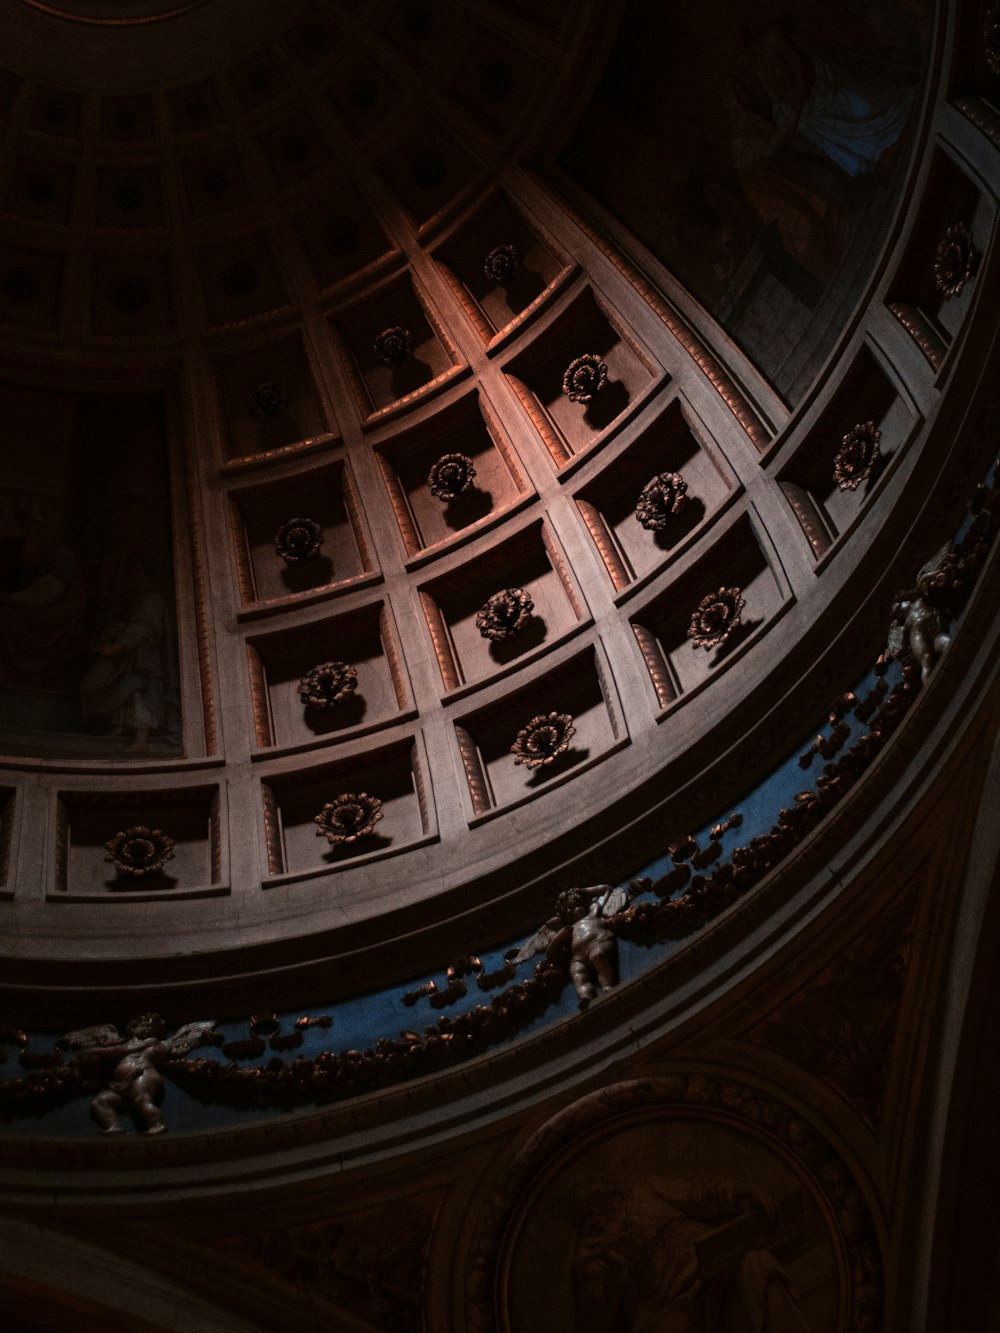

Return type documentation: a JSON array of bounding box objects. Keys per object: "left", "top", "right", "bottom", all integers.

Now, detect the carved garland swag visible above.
[{"left": 1, "top": 468, "right": 998, "bottom": 1128}]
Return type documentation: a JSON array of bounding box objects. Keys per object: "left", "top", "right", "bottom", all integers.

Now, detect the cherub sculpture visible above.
[
  {"left": 887, "top": 542, "right": 963, "bottom": 683},
  {"left": 506, "top": 881, "right": 648, "bottom": 1007},
  {"left": 59, "top": 1012, "right": 216, "bottom": 1135}
]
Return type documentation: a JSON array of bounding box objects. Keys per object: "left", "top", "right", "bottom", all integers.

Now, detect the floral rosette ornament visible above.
[
  {"left": 248, "top": 381, "right": 289, "bottom": 418},
  {"left": 274, "top": 517, "right": 324, "bottom": 564},
  {"left": 561, "top": 353, "right": 607, "bottom": 404},
  {"left": 833, "top": 421, "right": 881, "bottom": 492},
  {"left": 475, "top": 587, "right": 534, "bottom": 641},
  {"left": 428, "top": 452, "right": 476, "bottom": 501},
  {"left": 483, "top": 243, "right": 522, "bottom": 285},
  {"left": 298, "top": 661, "right": 358, "bottom": 710},
  {"left": 511, "top": 711, "right": 575, "bottom": 769},
  {"left": 105, "top": 826, "right": 175, "bottom": 877},
  {"left": 373, "top": 325, "right": 413, "bottom": 368},
  {"left": 934, "top": 222, "right": 976, "bottom": 299},
  {"left": 635, "top": 472, "right": 689, "bottom": 530},
  {"left": 687, "top": 586, "right": 746, "bottom": 651},
  {"left": 314, "top": 792, "right": 383, "bottom": 845}
]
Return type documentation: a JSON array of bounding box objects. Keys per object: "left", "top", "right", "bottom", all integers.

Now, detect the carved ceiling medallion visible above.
[
  {"left": 833, "top": 420, "right": 881, "bottom": 491},
  {"left": 373, "top": 325, "right": 413, "bottom": 368},
  {"left": 687, "top": 586, "right": 745, "bottom": 650},
  {"left": 314, "top": 792, "right": 383, "bottom": 845},
  {"left": 561, "top": 353, "right": 607, "bottom": 404},
  {"left": 428, "top": 452, "right": 476, "bottom": 500},
  {"left": 104, "top": 826, "right": 175, "bottom": 876},
  {"left": 511, "top": 711, "right": 575, "bottom": 768},
  {"left": 635, "top": 471, "right": 689, "bottom": 529},
  {"left": 298, "top": 661, "right": 358, "bottom": 710},
  {"left": 934, "top": 221, "right": 976, "bottom": 298},
  {"left": 476, "top": 587, "right": 534, "bottom": 640},
  {"left": 274, "top": 517, "right": 324, "bottom": 564}
]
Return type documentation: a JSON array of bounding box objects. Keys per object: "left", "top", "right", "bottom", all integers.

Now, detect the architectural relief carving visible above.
[
  {"left": 511, "top": 711, "right": 575, "bottom": 768},
  {"left": 247, "top": 381, "right": 289, "bottom": 418},
  {"left": 886, "top": 542, "right": 963, "bottom": 682},
  {"left": 104, "top": 825, "right": 175, "bottom": 877},
  {"left": 274, "top": 517, "right": 324, "bottom": 564},
  {"left": 475, "top": 586, "right": 534, "bottom": 640},
  {"left": 483, "top": 243, "right": 522, "bottom": 285},
  {"left": 314, "top": 792, "right": 383, "bottom": 845},
  {"left": 506, "top": 881, "right": 648, "bottom": 1007},
  {"left": 0, "top": 419, "right": 997, "bottom": 1141},
  {"left": 428, "top": 451, "right": 476, "bottom": 500},
  {"left": 561, "top": 353, "right": 607, "bottom": 404},
  {"left": 635, "top": 470, "right": 690, "bottom": 529},
  {"left": 934, "top": 221, "right": 976, "bottom": 298},
  {"left": 297, "top": 661, "right": 358, "bottom": 711},
  {"left": 373, "top": 325, "right": 414, "bottom": 367},
  {"left": 833, "top": 421, "right": 881, "bottom": 491},
  {"left": 57, "top": 1015, "right": 216, "bottom": 1134},
  {"left": 688, "top": 586, "right": 746, "bottom": 650}
]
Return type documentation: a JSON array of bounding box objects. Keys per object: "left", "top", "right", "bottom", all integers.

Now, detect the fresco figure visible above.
[
  {"left": 0, "top": 506, "right": 87, "bottom": 691},
  {"left": 572, "top": 1177, "right": 811, "bottom": 1333},
  {"left": 80, "top": 558, "right": 179, "bottom": 750}
]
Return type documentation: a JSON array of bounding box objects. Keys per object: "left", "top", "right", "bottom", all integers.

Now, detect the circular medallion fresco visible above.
[{"left": 467, "top": 1077, "right": 879, "bottom": 1333}]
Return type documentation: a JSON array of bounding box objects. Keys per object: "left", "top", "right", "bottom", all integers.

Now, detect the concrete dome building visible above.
[{"left": 0, "top": 1, "right": 998, "bottom": 1329}]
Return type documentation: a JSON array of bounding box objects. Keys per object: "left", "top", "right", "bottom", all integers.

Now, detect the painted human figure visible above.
[
  {"left": 60, "top": 1013, "right": 215, "bottom": 1134},
  {"left": 80, "top": 558, "right": 179, "bottom": 751},
  {"left": 572, "top": 1176, "right": 811, "bottom": 1333}
]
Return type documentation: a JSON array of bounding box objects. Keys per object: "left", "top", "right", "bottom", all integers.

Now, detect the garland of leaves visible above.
[{"left": 1, "top": 473, "right": 997, "bottom": 1126}]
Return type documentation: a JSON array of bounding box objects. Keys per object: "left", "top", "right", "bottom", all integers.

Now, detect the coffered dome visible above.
[{"left": 1, "top": 3, "right": 1000, "bottom": 1326}]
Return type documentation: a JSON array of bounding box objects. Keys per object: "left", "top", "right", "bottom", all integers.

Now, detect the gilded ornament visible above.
[
  {"left": 248, "top": 380, "right": 289, "bottom": 418},
  {"left": 314, "top": 792, "right": 383, "bottom": 844},
  {"left": 934, "top": 222, "right": 976, "bottom": 299},
  {"left": 104, "top": 826, "right": 175, "bottom": 877},
  {"left": 635, "top": 472, "right": 689, "bottom": 529},
  {"left": 298, "top": 661, "right": 358, "bottom": 710},
  {"left": 476, "top": 587, "right": 534, "bottom": 641},
  {"left": 687, "top": 586, "right": 746, "bottom": 651},
  {"left": 833, "top": 421, "right": 881, "bottom": 491},
  {"left": 562, "top": 353, "right": 607, "bottom": 404},
  {"left": 274, "top": 517, "right": 324, "bottom": 564},
  {"left": 511, "top": 711, "right": 575, "bottom": 768},
  {"left": 483, "top": 243, "right": 522, "bottom": 285},
  {"left": 373, "top": 325, "right": 413, "bottom": 368},
  {"left": 428, "top": 452, "right": 476, "bottom": 501}
]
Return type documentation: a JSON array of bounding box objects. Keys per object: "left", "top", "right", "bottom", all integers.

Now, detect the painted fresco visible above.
[
  {"left": 501, "top": 1107, "right": 844, "bottom": 1333},
  {"left": 0, "top": 383, "right": 180, "bottom": 757},
  {"left": 558, "top": 0, "right": 929, "bottom": 401}
]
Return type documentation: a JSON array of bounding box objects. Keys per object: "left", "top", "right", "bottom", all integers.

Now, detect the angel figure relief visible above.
[
  {"left": 886, "top": 542, "right": 963, "bottom": 683},
  {"left": 506, "top": 880, "right": 649, "bottom": 1008},
  {"left": 58, "top": 1013, "right": 216, "bottom": 1135}
]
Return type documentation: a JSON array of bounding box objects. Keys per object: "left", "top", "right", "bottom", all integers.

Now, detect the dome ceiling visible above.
[{"left": 0, "top": 0, "right": 993, "bottom": 1144}]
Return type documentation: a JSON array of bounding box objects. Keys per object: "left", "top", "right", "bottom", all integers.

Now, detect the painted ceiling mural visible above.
[{"left": 560, "top": 0, "right": 930, "bottom": 401}]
